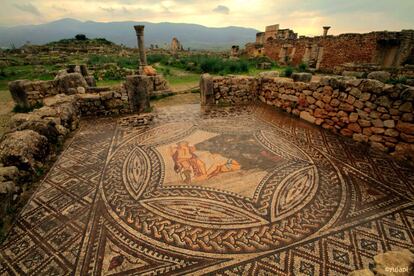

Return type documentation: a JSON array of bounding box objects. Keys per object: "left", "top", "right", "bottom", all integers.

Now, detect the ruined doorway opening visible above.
[
  {"left": 376, "top": 39, "right": 400, "bottom": 67},
  {"left": 403, "top": 47, "right": 414, "bottom": 65}
]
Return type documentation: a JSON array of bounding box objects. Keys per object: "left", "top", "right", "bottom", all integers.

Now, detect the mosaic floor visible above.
[{"left": 1, "top": 103, "right": 413, "bottom": 275}]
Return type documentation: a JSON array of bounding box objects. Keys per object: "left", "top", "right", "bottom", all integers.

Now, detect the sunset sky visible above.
[{"left": 1, "top": 0, "right": 413, "bottom": 35}]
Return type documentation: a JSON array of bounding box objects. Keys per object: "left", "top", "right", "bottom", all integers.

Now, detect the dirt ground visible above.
[
  {"left": 0, "top": 90, "right": 13, "bottom": 135},
  {"left": 151, "top": 92, "right": 200, "bottom": 108}
]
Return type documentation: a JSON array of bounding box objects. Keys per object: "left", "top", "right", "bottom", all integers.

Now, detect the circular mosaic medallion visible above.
[{"left": 102, "top": 119, "right": 344, "bottom": 254}]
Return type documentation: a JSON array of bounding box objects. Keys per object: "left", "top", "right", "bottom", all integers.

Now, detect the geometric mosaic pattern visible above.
[{"left": 0, "top": 103, "right": 413, "bottom": 275}]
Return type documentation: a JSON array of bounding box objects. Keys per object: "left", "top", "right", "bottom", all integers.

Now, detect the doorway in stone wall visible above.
[{"left": 376, "top": 39, "right": 400, "bottom": 67}]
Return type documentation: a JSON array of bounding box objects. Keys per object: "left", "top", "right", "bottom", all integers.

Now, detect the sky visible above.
[{"left": 1, "top": 0, "right": 413, "bottom": 35}]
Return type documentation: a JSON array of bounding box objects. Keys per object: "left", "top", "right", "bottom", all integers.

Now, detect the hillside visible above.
[{"left": 0, "top": 18, "right": 258, "bottom": 50}]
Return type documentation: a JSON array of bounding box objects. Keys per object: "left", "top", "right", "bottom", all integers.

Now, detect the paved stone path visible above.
[{"left": 0, "top": 103, "right": 413, "bottom": 275}]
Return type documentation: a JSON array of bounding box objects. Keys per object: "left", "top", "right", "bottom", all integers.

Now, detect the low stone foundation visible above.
[{"left": 201, "top": 74, "right": 414, "bottom": 163}]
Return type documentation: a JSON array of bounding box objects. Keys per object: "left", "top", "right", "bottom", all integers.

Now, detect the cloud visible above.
[
  {"left": 51, "top": 5, "right": 68, "bottom": 12},
  {"left": 13, "top": 2, "right": 41, "bottom": 16},
  {"left": 213, "top": 5, "right": 229, "bottom": 15},
  {"left": 100, "top": 6, "right": 116, "bottom": 13},
  {"left": 0, "top": 0, "right": 413, "bottom": 34}
]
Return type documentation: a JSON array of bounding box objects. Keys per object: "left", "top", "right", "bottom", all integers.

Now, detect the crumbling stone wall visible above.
[
  {"left": 201, "top": 74, "right": 414, "bottom": 162},
  {"left": 262, "top": 33, "right": 378, "bottom": 70},
  {"left": 337, "top": 63, "right": 414, "bottom": 79},
  {"left": 76, "top": 86, "right": 131, "bottom": 116},
  {"left": 9, "top": 66, "right": 91, "bottom": 109},
  {"left": 8, "top": 64, "right": 155, "bottom": 116},
  {"left": 247, "top": 26, "right": 414, "bottom": 72}
]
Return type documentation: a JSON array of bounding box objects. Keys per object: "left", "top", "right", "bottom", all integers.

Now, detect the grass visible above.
[
  {"left": 151, "top": 93, "right": 200, "bottom": 108},
  {"left": 166, "top": 74, "right": 200, "bottom": 85},
  {"left": 154, "top": 64, "right": 200, "bottom": 91},
  {"left": 96, "top": 79, "right": 122, "bottom": 87},
  {"left": 88, "top": 54, "right": 139, "bottom": 69},
  {"left": 0, "top": 64, "right": 58, "bottom": 91}
]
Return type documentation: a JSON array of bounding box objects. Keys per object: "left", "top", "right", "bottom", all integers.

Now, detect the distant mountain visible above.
[{"left": 0, "top": 18, "right": 258, "bottom": 50}]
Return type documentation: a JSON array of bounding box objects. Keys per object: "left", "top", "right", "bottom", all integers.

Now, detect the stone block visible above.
[
  {"left": 125, "top": 75, "right": 151, "bottom": 113},
  {"left": 384, "top": 129, "right": 399, "bottom": 137},
  {"left": 0, "top": 130, "right": 49, "bottom": 172},
  {"left": 55, "top": 72, "right": 88, "bottom": 93},
  {"left": 340, "top": 128, "right": 353, "bottom": 137},
  {"left": 373, "top": 249, "right": 414, "bottom": 276},
  {"left": 258, "top": 71, "right": 279, "bottom": 78},
  {"left": 300, "top": 111, "right": 316, "bottom": 124},
  {"left": 349, "top": 113, "right": 358, "bottom": 122},
  {"left": 361, "top": 79, "right": 384, "bottom": 94},
  {"left": 292, "top": 73, "right": 312, "bottom": 83},
  {"left": 396, "top": 121, "right": 414, "bottom": 135},
  {"left": 367, "top": 71, "right": 391, "bottom": 83},
  {"left": 9, "top": 80, "right": 31, "bottom": 109},
  {"left": 383, "top": 120, "right": 395, "bottom": 128},
  {"left": 401, "top": 133, "right": 414, "bottom": 143},
  {"left": 353, "top": 133, "right": 369, "bottom": 143},
  {"left": 200, "top": 74, "right": 214, "bottom": 106},
  {"left": 399, "top": 102, "right": 413, "bottom": 113},
  {"left": 348, "top": 123, "right": 362, "bottom": 133}
]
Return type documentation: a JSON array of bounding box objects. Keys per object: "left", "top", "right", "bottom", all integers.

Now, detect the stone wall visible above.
[
  {"left": 8, "top": 65, "right": 155, "bottom": 116},
  {"left": 336, "top": 63, "right": 414, "bottom": 79},
  {"left": 9, "top": 69, "right": 90, "bottom": 109},
  {"left": 76, "top": 87, "right": 131, "bottom": 116},
  {"left": 202, "top": 74, "right": 414, "bottom": 162},
  {"left": 246, "top": 28, "right": 414, "bottom": 72},
  {"left": 211, "top": 75, "right": 259, "bottom": 105}
]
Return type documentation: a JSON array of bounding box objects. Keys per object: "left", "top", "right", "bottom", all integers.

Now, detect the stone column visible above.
[
  {"left": 323, "top": 26, "right": 331, "bottom": 38},
  {"left": 134, "top": 25, "right": 147, "bottom": 67}
]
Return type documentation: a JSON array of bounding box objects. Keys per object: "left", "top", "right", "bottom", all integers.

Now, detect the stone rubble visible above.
[{"left": 349, "top": 249, "right": 414, "bottom": 276}]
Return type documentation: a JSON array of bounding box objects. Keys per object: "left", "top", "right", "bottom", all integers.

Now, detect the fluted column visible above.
[
  {"left": 323, "top": 26, "right": 331, "bottom": 38},
  {"left": 134, "top": 25, "right": 147, "bottom": 66}
]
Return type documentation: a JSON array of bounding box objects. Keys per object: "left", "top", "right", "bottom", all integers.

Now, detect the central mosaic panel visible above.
[
  {"left": 102, "top": 118, "right": 344, "bottom": 254},
  {"left": 159, "top": 130, "right": 284, "bottom": 197}
]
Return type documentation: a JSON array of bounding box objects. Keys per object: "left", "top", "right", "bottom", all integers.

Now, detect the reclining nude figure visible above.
[{"left": 169, "top": 141, "right": 241, "bottom": 184}]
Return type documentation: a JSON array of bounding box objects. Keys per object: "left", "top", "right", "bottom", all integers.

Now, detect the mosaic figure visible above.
[{"left": 169, "top": 141, "right": 240, "bottom": 183}]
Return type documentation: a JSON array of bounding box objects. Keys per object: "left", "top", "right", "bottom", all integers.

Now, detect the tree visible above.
[{"left": 75, "top": 34, "right": 87, "bottom": 41}]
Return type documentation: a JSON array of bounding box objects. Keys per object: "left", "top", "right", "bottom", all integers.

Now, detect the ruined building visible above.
[
  {"left": 171, "top": 37, "right": 183, "bottom": 52},
  {"left": 246, "top": 24, "right": 414, "bottom": 74},
  {"left": 230, "top": 45, "right": 240, "bottom": 57}
]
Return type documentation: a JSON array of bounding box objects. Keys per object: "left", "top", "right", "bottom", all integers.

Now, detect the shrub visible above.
[
  {"left": 386, "top": 77, "right": 407, "bottom": 85},
  {"left": 298, "top": 62, "right": 308, "bottom": 72},
  {"left": 284, "top": 66, "right": 294, "bottom": 77},
  {"left": 152, "top": 54, "right": 251, "bottom": 75},
  {"left": 75, "top": 34, "right": 88, "bottom": 41},
  {"left": 103, "top": 68, "right": 124, "bottom": 80},
  {"left": 162, "top": 68, "right": 171, "bottom": 76},
  {"left": 94, "top": 38, "right": 113, "bottom": 45},
  {"left": 147, "top": 54, "right": 169, "bottom": 65},
  {"left": 249, "top": 56, "right": 277, "bottom": 68}
]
